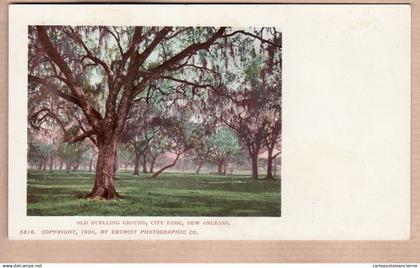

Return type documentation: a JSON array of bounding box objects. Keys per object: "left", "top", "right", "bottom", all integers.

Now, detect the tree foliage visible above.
[{"left": 28, "top": 26, "right": 282, "bottom": 199}]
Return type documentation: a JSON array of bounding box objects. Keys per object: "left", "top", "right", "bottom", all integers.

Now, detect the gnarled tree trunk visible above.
[
  {"left": 217, "top": 159, "right": 225, "bottom": 174},
  {"left": 251, "top": 152, "right": 259, "bottom": 180},
  {"left": 133, "top": 154, "right": 140, "bottom": 175},
  {"left": 266, "top": 148, "right": 274, "bottom": 180},
  {"left": 195, "top": 159, "right": 203, "bottom": 174},
  {"left": 65, "top": 162, "right": 71, "bottom": 174},
  {"left": 142, "top": 156, "right": 148, "bottom": 174},
  {"left": 89, "top": 158, "right": 93, "bottom": 172},
  {"left": 149, "top": 156, "right": 157, "bottom": 173},
  {"left": 72, "top": 162, "right": 79, "bottom": 171},
  {"left": 273, "top": 157, "right": 278, "bottom": 177},
  {"left": 87, "top": 139, "right": 119, "bottom": 199},
  {"left": 49, "top": 151, "right": 54, "bottom": 171},
  {"left": 150, "top": 153, "right": 180, "bottom": 179}
]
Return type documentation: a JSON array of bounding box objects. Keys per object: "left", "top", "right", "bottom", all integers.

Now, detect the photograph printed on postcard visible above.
[{"left": 8, "top": 4, "right": 410, "bottom": 240}]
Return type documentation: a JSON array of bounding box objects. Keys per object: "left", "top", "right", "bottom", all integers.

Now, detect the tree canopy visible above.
[{"left": 28, "top": 26, "right": 282, "bottom": 199}]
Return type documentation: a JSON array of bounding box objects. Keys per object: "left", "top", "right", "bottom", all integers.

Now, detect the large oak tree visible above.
[{"left": 29, "top": 26, "right": 229, "bottom": 199}]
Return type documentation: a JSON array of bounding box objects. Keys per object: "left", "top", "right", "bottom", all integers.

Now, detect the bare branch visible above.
[
  {"left": 35, "top": 26, "right": 79, "bottom": 88},
  {"left": 222, "top": 30, "right": 281, "bottom": 48},
  {"left": 148, "top": 28, "right": 226, "bottom": 76},
  {"left": 29, "top": 107, "right": 66, "bottom": 133},
  {"left": 66, "top": 26, "right": 113, "bottom": 85},
  {"left": 35, "top": 26, "right": 104, "bottom": 131},
  {"left": 67, "top": 129, "right": 96, "bottom": 143},
  {"left": 29, "top": 75, "right": 81, "bottom": 106},
  {"left": 109, "top": 27, "right": 124, "bottom": 56}
]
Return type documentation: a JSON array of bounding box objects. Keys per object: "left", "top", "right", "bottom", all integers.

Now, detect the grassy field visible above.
[{"left": 27, "top": 170, "right": 281, "bottom": 216}]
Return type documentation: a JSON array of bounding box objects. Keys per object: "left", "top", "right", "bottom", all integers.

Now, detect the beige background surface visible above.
[{"left": 1, "top": 0, "right": 420, "bottom": 263}]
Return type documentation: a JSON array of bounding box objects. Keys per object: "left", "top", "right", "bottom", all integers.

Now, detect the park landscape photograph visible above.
[{"left": 27, "top": 25, "right": 282, "bottom": 216}]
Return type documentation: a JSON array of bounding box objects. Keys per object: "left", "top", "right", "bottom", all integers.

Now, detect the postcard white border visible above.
[{"left": 9, "top": 4, "right": 411, "bottom": 240}]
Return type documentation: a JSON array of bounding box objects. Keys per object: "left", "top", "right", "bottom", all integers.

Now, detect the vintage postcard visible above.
[{"left": 8, "top": 4, "right": 410, "bottom": 240}]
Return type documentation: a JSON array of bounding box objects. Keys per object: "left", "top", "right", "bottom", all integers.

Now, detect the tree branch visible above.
[
  {"left": 35, "top": 26, "right": 79, "bottom": 88},
  {"left": 109, "top": 27, "right": 124, "bottom": 56},
  {"left": 272, "top": 152, "right": 281, "bottom": 159},
  {"left": 35, "top": 26, "right": 104, "bottom": 131},
  {"left": 66, "top": 26, "right": 113, "bottom": 88},
  {"left": 29, "top": 107, "right": 66, "bottom": 133},
  {"left": 148, "top": 27, "right": 226, "bottom": 76},
  {"left": 222, "top": 30, "right": 281, "bottom": 48},
  {"left": 29, "top": 75, "right": 81, "bottom": 106},
  {"left": 67, "top": 129, "right": 96, "bottom": 143}
]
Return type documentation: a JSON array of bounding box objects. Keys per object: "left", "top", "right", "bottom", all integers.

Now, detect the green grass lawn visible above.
[{"left": 27, "top": 170, "right": 281, "bottom": 216}]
